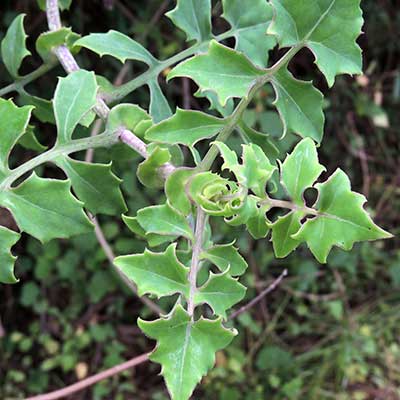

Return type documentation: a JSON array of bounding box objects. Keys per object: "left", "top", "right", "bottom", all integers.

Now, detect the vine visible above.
[{"left": 0, "top": 1, "right": 392, "bottom": 399}]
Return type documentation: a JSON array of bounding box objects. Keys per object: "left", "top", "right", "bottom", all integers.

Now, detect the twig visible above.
[
  {"left": 0, "top": 315, "right": 5, "bottom": 338},
  {"left": 92, "top": 217, "right": 164, "bottom": 316},
  {"left": 44, "top": 0, "right": 175, "bottom": 177},
  {"left": 229, "top": 269, "right": 288, "bottom": 320},
  {"left": 24, "top": 353, "right": 149, "bottom": 400}
]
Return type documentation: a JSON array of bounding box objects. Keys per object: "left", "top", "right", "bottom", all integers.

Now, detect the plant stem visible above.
[
  {"left": 45, "top": 0, "right": 175, "bottom": 175},
  {"left": 107, "top": 30, "right": 234, "bottom": 103},
  {"left": 187, "top": 208, "right": 207, "bottom": 317},
  {"left": 0, "top": 132, "right": 119, "bottom": 191},
  {"left": 262, "top": 198, "right": 319, "bottom": 216},
  {"left": 25, "top": 352, "right": 149, "bottom": 400},
  {"left": 0, "top": 62, "right": 57, "bottom": 97},
  {"left": 198, "top": 44, "right": 303, "bottom": 172}
]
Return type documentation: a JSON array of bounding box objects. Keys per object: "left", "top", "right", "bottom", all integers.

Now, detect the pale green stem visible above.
[
  {"left": 187, "top": 208, "right": 207, "bottom": 318},
  {"left": 0, "top": 62, "right": 57, "bottom": 97},
  {"left": 262, "top": 198, "right": 319, "bottom": 216},
  {"left": 106, "top": 30, "right": 234, "bottom": 103},
  {"left": 0, "top": 131, "right": 119, "bottom": 191},
  {"left": 198, "top": 44, "right": 304, "bottom": 172}
]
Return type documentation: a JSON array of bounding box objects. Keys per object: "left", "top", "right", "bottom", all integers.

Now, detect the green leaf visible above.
[
  {"left": 17, "top": 125, "right": 47, "bottom": 152},
  {"left": 271, "top": 68, "right": 325, "bottom": 142},
  {"left": 146, "top": 108, "right": 226, "bottom": 147},
  {"left": 0, "top": 173, "right": 92, "bottom": 243},
  {"left": 1, "top": 14, "right": 31, "bottom": 77},
  {"left": 201, "top": 243, "right": 247, "bottom": 276},
  {"left": 74, "top": 30, "right": 157, "bottom": 65},
  {"left": 271, "top": 211, "right": 303, "bottom": 258},
  {"left": 195, "top": 89, "right": 235, "bottom": 117},
  {"left": 246, "top": 203, "right": 271, "bottom": 239},
  {"left": 137, "top": 146, "right": 171, "bottom": 189},
  {"left": 18, "top": 90, "right": 55, "bottom": 124},
  {"left": 148, "top": 79, "right": 173, "bottom": 123},
  {"left": 168, "top": 41, "right": 264, "bottom": 106},
  {"left": 0, "top": 226, "right": 21, "bottom": 284},
  {"left": 137, "top": 203, "right": 194, "bottom": 241},
  {"left": 215, "top": 142, "right": 276, "bottom": 196},
  {"left": 242, "top": 143, "right": 277, "bottom": 196},
  {"left": 138, "top": 305, "right": 236, "bottom": 400},
  {"left": 123, "top": 215, "right": 176, "bottom": 247},
  {"left": 0, "top": 99, "right": 33, "bottom": 179},
  {"left": 195, "top": 271, "right": 246, "bottom": 318},
  {"left": 166, "top": 0, "right": 212, "bottom": 44},
  {"left": 54, "top": 70, "right": 98, "bottom": 144},
  {"left": 280, "top": 138, "right": 326, "bottom": 204},
  {"left": 165, "top": 168, "right": 194, "bottom": 217},
  {"left": 36, "top": 28, "right": 77, "bottom": 61},
  {"left": 107, "top": 104, "right": 151, "bottom": 135},
  {"left": 268, "top": 0, "right": 364, "bottom": 87},
  {"left": 114, "top": 244, "right": 189, "bottom": 298},
  {"left": 293, "top": 169, "right": 392, "bottom": 263},
  {"left": 238, "top": 122, "right": 280, "bottom": 161},
  {"left": 56, "top": 157, "right": 127, "bottom": 216},
  {"left": 222, "top": 0, "right": 276, "bottom": 67}
]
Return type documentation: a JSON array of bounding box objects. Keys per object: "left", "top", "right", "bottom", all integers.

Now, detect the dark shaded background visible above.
[{"left": 0, "top": 1, "right": 399, "bottom": 399}]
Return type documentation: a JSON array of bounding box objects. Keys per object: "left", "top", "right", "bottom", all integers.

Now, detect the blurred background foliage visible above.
[{"left": 0, "top": 0, "right": 399, "bottom": 399}]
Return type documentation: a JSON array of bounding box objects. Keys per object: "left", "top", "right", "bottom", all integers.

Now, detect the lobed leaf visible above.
[
  {"left": 271, "top": 68, "right": 325, "bottom": 142},
  {"left": 54, "top": 70, "right": 98, "bottom": 144},
  {"left": 201, "top": 243, "right": 247, "bottom": 276},
  {"left": 271, "top": 211, "right": 303, "bottom": 258},
  {"left": 166, "top": 0, "right": 212, "bottom": 44},
  {"left": 114, "top": 244, "right": 189, "bottom": 298},
  {"left": 0, "top": 226, "right": 21, "bottom": 284},
  {"left": 168, "top": 41, "right": 265, "bottom": 106},
  {"left": 146, "top": 108, "right": 226, "bottom": 147},
  {"left": 293, "top": 169, "right": 392, "bottom": 263},
  {"left": 148, "top": 79, "right": 173, "bottom": 123},
  {"left": 137, "top": 203, "right": 194, "bottom": 241},
  {"left": 195, "top": 270, "right": 246, "bottom": 318},
  {"left": 1, "top": 14, "right": 31, "bottom": 77},
  {"left": 268, "top": 0, "right": 364, "bottom": 86},
  {"left": 222, "top": 0, "right": 276, "bottom": 67},
  {"left": 139, "top": 305, "right": 236, "bottom": 400},
  {"left": 0, "top": 173, "right": 92, "bottom": 243},
  {"left": 280, "top": 138, "right": 326, "bottom": 204},
  {"left": 123, "top": 215, "right": 176, "bottom": 248},
  {"left": 74, "top": 30, "right": 157, "bottom": 65},
  {"left": 0, "top": 99, "right": 33, "bottom": 179},
  {"left": 56, "top": 157, "right": 127, "bottom": 216}
]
